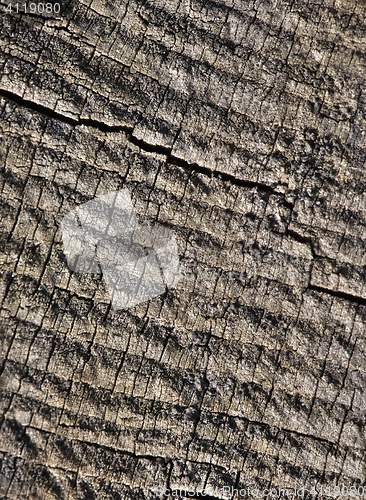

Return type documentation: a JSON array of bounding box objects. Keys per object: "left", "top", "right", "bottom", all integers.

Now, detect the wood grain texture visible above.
[{"left": 1, "top": 0, "right": 366, "bottom": 498}]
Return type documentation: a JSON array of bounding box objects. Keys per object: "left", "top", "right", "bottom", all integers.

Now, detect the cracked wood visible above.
[{"left": 1, "top": 0, "right": 366, "bottom": 499}]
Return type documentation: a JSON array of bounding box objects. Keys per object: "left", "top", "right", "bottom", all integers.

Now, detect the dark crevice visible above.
[
  {"left": 0, "top": 89, "right": 275, "bottom": 193},
  {"left": 0, "top": 88, "right": 133, "bottom": 133},
  {"left": 284, "top": 230, "right": 366, "bottom": 307},
  {"left": 169, "top": 153, "right": 274, "bottom": 192},
  {"left": 131, "top": 131, "right": 275, "bottom": 192},
  {"left": 285, "top": 228, "right": 316, "bottom": 259},
  {"left": 285, "top": 229, "right": 313, "bottom": 247},
  {"left": 127, "top": 134, "right": 172, "bottom": 157},
  {"left": 282, "top": 198, "right": 294, "bottom": 210},
  {"left": 308, "top": 284, "right": 366, "bottom": 307}
]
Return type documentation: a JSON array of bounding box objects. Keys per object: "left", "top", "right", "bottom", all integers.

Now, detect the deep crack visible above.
[
  {"left": 0, "top": 89, "right": 275, "bottom": 193},
  {"left": 2, "top": 89, "right": 366, "bottom": 309}
]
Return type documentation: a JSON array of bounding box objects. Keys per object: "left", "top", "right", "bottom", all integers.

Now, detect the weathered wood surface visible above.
[{"left": 1, "top": 0, "right": 366, "bottom": 498}]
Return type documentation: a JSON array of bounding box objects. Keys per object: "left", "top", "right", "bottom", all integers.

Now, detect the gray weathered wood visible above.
[{"left": 1, "top": 0, "right": 366, "bottom": 498}]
